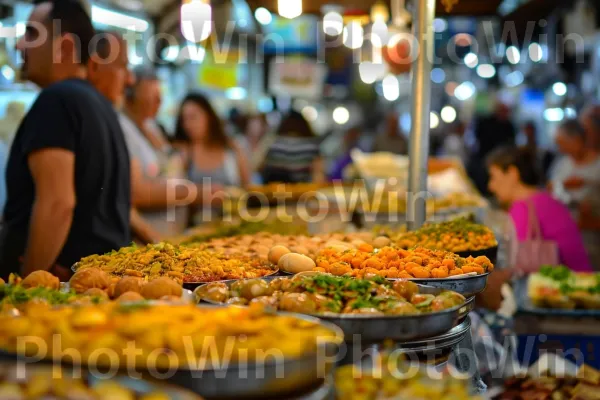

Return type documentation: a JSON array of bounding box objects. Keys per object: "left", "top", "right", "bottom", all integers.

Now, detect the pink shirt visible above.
[{"left": 510, "top": 192, "right": 593, "bottom": 272}]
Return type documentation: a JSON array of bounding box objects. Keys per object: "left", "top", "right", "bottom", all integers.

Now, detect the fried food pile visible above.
[
  {"left": 397, "top": 218, "right": 497, "bottom": 253},
  {"left": 74, "top": 243, "right": 277, "bottom": 283},
  {"left": 0, "top": 302, "right": 339, "bottom": 368},
  {"left": 197, "top": 275, "right": 466, "bottom": 316},
  {"left": 335, "top": 356, "right": 479, "bottom": 400},
  {"left": 314, "top": 246, "right": 493, "bottom": 279},
  {"left": 0, "top": 364, "right": 197, "bottom": 400},
  {"left": 495, "top": 365, "right": 600, "bottom": 400},
  {"left": 0, "top": 269, "right": 186, "bottom": 310},
  {"left": 192, "top": 232, "right": 379, "bottom": 262}
]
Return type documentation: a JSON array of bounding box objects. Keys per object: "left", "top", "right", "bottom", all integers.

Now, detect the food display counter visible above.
[{"left": 0, "top": 214, "right": 503, "bottom": 399}]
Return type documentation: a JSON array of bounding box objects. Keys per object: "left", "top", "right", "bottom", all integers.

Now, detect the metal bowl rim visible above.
[{"left": 195, "top": 277, "right": 474, "bottom": 321}]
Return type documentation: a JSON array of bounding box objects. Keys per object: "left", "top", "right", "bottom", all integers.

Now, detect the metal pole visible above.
[{"left": 407, "top": 0, "right": 435, "bottom": 230}]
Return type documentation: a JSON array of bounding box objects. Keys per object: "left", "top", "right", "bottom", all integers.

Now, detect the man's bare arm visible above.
[
  {"left": 130, "top": 207, "right": 161, "bottom": 244},
  {"left": 23, "top": 149, "right": 76, "bottom": 276}
]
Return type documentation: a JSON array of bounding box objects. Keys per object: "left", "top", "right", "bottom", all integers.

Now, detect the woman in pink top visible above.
[{"left": 487, "top": 146, "right": 593, "bottom": 272}]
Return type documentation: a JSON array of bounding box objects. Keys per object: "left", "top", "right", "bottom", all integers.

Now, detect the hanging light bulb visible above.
[
  {"left": 370, "top": 0, "right": 389, "bottom": 23},
  {"left": 278, "top": 0, "right": 302, "bottom": 19},
  {"left": 391, "top": 0, "right": 411, "bottom": 28},
  {"left": 180, "top": 0, "right": 212, "bottom": 42}
]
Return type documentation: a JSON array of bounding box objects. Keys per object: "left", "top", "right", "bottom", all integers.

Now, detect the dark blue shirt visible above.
[{"left": 0, "top": 79, "right": 131, "bottom": 277}]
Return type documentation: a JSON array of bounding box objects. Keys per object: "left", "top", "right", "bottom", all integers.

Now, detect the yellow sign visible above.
[{"left": 196, "top": 49, "right": 241, "bottom": 90}]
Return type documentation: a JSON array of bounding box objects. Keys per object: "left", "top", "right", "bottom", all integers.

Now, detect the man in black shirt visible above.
[{"left": 0, "top": 0, "right": 131, "bottom": 279}]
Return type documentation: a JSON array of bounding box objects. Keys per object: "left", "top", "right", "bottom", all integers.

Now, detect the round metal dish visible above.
[
  {"left": 70, "top": 264, "right": 279, "bottom": 291},
  {"left": 279, "top": 271, "right": 489, "bottom": 298},
  {"left": 404, "top": 273, "right": 489, "bottom": 298},
  {"left": 196, "top": 277, "right": 475, "bottom": 343},
  {"left": 0, "top": 361, "right": 203, "bottom": 400},
  {"left": 0, "top": 307, "right": 342, "bottom": 400},
  {"left": 168, "top": 311, "right": 343, "bottom": 400}
]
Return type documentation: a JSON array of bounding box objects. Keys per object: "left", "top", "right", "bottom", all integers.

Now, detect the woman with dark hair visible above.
[
  {"left": 175, "top": 93, "right": 250, "bottom": 189},
  {"left": 487, "top": 146, "right": 592, "bottom": 272},
  {"left": 261, "top": 110, "right": 324, "bottom": 183}
]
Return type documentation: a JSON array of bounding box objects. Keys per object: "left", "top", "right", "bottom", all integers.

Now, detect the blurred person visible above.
[
  {"left": 521, "top": 121, "right": 555, "bottom": 185},
  {"left": 261, "top": 110, "right": 324, "bottom": 184},
  {"left": 87, "top": 31, "right": 161, "bottom": 244},
  {"left": 0, "top": 0, "right": 131, "bottom": 279},
  {"left": 551, "top": 119, "right": 600, "bottom": 269},
  {"left": 121, "top": 68, "right": 211, "bottom": 236},
  {"left": 0, "top": 141, "right": 6, "bottom": 218},
  {"left": 175, "top": 93, "right": 250, "bottom": 188},
  {"left": 441, "top": 121, "right": 468, "bottom": 166},
  {"left": 580, "top": 104, "right": 600, "bottom": 151},
  {"left": 242, "top": 114, "right": 271, "bottom": 184},
  {"left": 551, "top": 119, "right": 600, "bottom": 205},
  {"left": 174, "top": 94, "right": 249, "bottom": 226},
  {"left": 371, "top": 113, "right": 408, "bottom": 154},
  {"left": 471, "top": 102, "right": 517, "bottom": 194},
  {"left": 329, "top": 127, "right": 362, "bottom": 181},
  {"left": 487, "top": 146, "right": 592, "bottom": 272}
]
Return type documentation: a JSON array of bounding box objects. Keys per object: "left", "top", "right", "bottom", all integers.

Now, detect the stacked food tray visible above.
[{"left": 0, "top": 218, "right": 497, "bottom": 399}]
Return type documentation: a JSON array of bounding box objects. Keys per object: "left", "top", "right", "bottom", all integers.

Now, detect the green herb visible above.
[{"left": 539, "top": 265, "right": 572, "bottom": 282}]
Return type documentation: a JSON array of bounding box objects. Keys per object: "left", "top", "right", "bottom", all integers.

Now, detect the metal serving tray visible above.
[{"left": 197, "top": 277, "right": 475, "bottom": 343}]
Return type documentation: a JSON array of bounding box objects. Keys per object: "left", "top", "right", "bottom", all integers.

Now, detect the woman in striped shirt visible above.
[{"left": 261, "top": 111, "right": 324, "bottom": 184}]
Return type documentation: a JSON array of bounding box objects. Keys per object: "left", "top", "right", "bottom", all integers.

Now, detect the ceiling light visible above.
[
  {"left": 441, "top": 106, "right": 457, "bottom": 123},
  {"left": 225, "top": 87, "right": 247, "bottom": 100},
  {"left": 1, "top": 65, "right": 15, "bottom": 81},
  {"left": 343, "top": 22, "right": 364, "bottom": 50},
  {"left": 433, "top": 18, "right": 448, "bottom": 33},
  {"left": 370, "top": 0, "right": 389, "bottom": 23},
  {"left": 464, "top": 52, "right": 478, "bottom": 68},
  {"left": 180, "top": 0, "right": 212, "bottom": 42},
  {"left": 371, "top": 21, "right": 388, "bottom": 48},
  {"left": 279, "top": 0, "right": 302, "bottom": 19},
  {"left": 505, "top": 70, "right": 524, "bottom": 87},
  {"left": 254, "top": 7, "right": 272, "bottom": 25},
  {"left": 333, "top": 106, "right": 350, "bottom": 125},
  {"left": 564, "top": 107, "right": 577, "bottom": 118},
  {"left": 430, "top": 68, "right": 446, "bottom": 84},
  {"left": 529, "top": 43, "right": 543, "bottom": 62},
  {"left": 476, "top": 64, "right": 496, "bottom": 79},
  {"left": 382, "top": 74, "right": 400, "bottom": 101},
  {"left": 323, "top": 11, "right": 343, "bottom": 36},
  {"left": 543, "top": 108, "right": 564, "bottom": 122},
  {"left": 506, "top": 46, "right": 520, "bottom": 64},
  {"left": 445, "top": 82, "right": 458, "bottom": 96},
  {"left": 302, "top": 106, "right": 318, "bottom": 122},
  {"left": 257, "top": 97, "right": 274, "bottom": 113},
  {"left": 552, "top": 82, "right": 567, "bottom": 97},
  {"left": 92, "top": 5, "right": 149, "bottom": 32},
  {"left": 430, "top": 112, "right": 440, "bottom": 129},
  {"left": 454, "top": 81, "right": 476, "bottom": 101},
  {"left": 161, "top": 45, "right": 180, "bottom": 62},
  {"left": 454, "top": 33, "right": 472, "bottom": 47}
]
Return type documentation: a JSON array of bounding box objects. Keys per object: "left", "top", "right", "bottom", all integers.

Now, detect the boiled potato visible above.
[
  {"left": 278, "top": 253, "right": 316, "bottom": 274},
  {"left": 372, "top": 236, "right": 391, "bottom": 248},
  {"left": 268, "top": 245, "right": 291, "bottom": 265}
]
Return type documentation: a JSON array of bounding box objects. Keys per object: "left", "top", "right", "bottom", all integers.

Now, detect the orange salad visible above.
[{"left": 314, "top": 246, "right": 493, "bottom": 279}]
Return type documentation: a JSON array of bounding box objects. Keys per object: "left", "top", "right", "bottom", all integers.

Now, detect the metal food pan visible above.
[
  {"left": 0, "top": 309, "right": 342, "bottom": 400},
  {"left": 197, "top": 277, "right": 475, "bottom": 343},
  {"left": 405, "top": 273, "right": 489, "bottom": 298}
]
